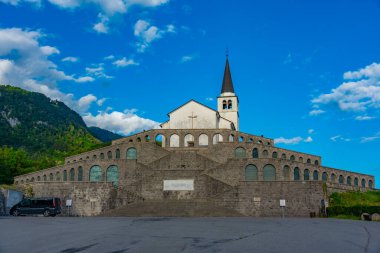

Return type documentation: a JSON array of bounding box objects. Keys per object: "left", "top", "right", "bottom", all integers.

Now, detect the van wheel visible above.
[
  {"left": 12, "top": 210, "right": 19, "bottom": 216},
  {"left": 43, "top": 210, "right": 50, "bottom": 217}
]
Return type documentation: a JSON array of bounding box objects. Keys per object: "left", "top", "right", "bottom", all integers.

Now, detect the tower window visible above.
[
  {"left": 223, "top": 100, "right": 227, "bottom": 109},
  {"left": 228, "top": 100, "right": 232, "bottom": 109}
]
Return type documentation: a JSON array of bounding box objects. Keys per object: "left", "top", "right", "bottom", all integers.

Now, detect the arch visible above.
[
  {"left": 369, "top": 180, "right": 373, "bottom": 188},
  {"left": 290, "top": 155, "right": 295, "bottom": 161},
  {"left": 346, "top": 176, "right": 351, "bottom": 185},
  {"left": 89, "top": 165, "right": 102, "bottom": 182},
  {"left": 223, "top": 100, "right": 227, "bottom": 109},
  {"left": 126, "top": 148, "right": 137, "bottom": 160},
  {"left": 283, "top": 165, "right": 290, "bottom": 180},
  {"left": 129, "top": 139, "right": 133, "bottom": 142},
  {"left": 78, "top": 166, "right": 83, "bottom": 181},
  {"left": 63, "top": 170, "right": 67, "bottom": 181},
  {"left": 304, "top": 169, "right": 310, "bottom": 180},
  {"left": 107, "top": 151, "right": 112, "bottom": 159},
  {"left": 238, "top": 136, "right": 244, "bottom": 142},
  {"left": 115, "top": 149, "right": 120, "bottom": 159},
  {"left": 145, "top": 135, "right": 151, "bottom": 142},
  {"left": 86, "top": 156, "right": 89, "bottom": 160},
  {"left": 331, "top": 173, "right": 336, "bottom": 182},
  {"left": 252, "top": 148, "right": 259, "bottom": 158},
  {"left": 199, "top": 134, "right": 209, "bottom": 146},
  {"left": 170, "top": 134, "right": 180, "bottom": 147},
  {"left": 37, "top": 176, "right": 40, "bottom": 181},
  {"left": 69, "top": 168, "right": 75, "bottom": 181},
  {"left": 228, "top": 100, "right": 232, "bottom": 109},
  {"left": 361, "top": 179, "right": 366, "bottom": 188},
  {"left": 313, "top": 170, "right": 319, "bottom": 181},
  {"left": 338, "top": 175, "right": 344, "bottom": 184},
  {"left": 281, "top": 153, "right": 286, "bottom": 160},
  {"left": 314, "top": 160, "right": 319, "bottom": 166},
  {"left": 234, "top": 147, "right": 246, "bottom": 158},
  {"left": 31, "top": 177, "right": 35, "bottom": 182},
  {"left": 272, "top": 151, "right": 278, "bottom": 158},
  {"left": 93, "top": 154, "right": 97, "bottom": 160},
  {"left": 212, "top": 134, "right": 223, "bottom": 144},
  {"left": 56, "top": 171, "right": 61, "bottom": 181},
  {"left": 307, "top": 159, "right": 311, "bottom": 164},
  {"left": 258, "top": 140, "right": 263, "bottom": 144},
  {"left": 229, "top": 134, "right": 234, "bottom": 142},
  {"left": 262, "top": 150, "right": 268, "bottom": 157},
  {"left": 100, "top": 153, "right": 105, "bottom": 159},
  {"left": 263, "top": 164, "right": 276, "bottom": 181},
  {"left": 354, "top": 177, "right": 358, "bottom": 187},
  {"left": 322, "top": 172, "right": 328, "bottom": 181},
  {"left": 299, "top": 157, "right": 303, "bottom": 163},
  {"left": 49, "top": 173, "right": 53, "bottom": 181},
  {"left": 106, "top": 165, "right": 119, "bottom": 186},
  {"left": 137, "top": 137, "right": 141, "bottom": 142},
  {"left": 43, "top": 175, "right": 47, "bottom": 181},
  {"left": 155, "top": 134, "right": 165, "bottom": 147},
  {"left": 248, "top": 138, "right": 253, "bottom": 143},
  {"left": 245, "top": 165, "right": 258, "bottom": 181},
  {"left": 184, "top": 134, "right": 195, "bottom": 147}
]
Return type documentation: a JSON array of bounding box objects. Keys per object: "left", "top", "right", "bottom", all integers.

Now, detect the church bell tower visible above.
[{"left": 217, "top": 55, "right": 239, "bottom": 130}]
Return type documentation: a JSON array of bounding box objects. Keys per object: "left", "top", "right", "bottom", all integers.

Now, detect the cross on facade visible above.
[{"left": 188, "top": 112, "right": 197, "bottom": 129}]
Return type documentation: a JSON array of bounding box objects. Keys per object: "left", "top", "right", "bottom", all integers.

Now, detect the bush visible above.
[{"left": 327, "top": 205, "right": 380, "bottom": 217}]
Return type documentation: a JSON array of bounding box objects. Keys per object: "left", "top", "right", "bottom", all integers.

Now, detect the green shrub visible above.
[{"left": 327, "top": 205, "right": 380, "bottom": 217}]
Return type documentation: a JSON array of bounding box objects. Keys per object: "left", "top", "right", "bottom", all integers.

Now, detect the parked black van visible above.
[{"left": 10, "top": 197, "right": 61, "bottom": 217}]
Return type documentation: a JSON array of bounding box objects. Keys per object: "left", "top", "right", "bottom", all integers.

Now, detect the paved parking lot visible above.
[{"left": 0, "top": 216, "right": 379, "bottom": 253}]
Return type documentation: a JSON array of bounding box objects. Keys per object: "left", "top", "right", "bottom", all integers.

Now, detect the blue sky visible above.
[{"left": 0, "top": 0, "right": 379, "bottom": 186}]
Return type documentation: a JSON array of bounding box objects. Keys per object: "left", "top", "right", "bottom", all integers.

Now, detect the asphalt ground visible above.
[{"left": 0, "top": 216, "right": 379, "bottom": 253}]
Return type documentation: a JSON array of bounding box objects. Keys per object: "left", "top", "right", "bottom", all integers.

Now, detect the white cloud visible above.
[
  {"left": 104, "top": 55, "right": 115, "bottom": 60},
  {"left": 360, "top": 131, "right": 380, "bottom": 143},
  {"left": 309, "top": 109, "right": 325, "bottom": 116},
  {"left": 0, "top": 28, "right": 99, "bottom": 113},
  {"left": 274, "top": 137, "right": 303, "bottom": 145},
  {"left": 93, "top": 13, "right": 109, "bottom": 34},
  {"left": 206, "top": 97, "right": 213, "bottom": 101},
  {"left": 304, "top": 136, "right": 313, "bottom": 143},
  {"left": 112, "top": 57, "right": 139, "bottom": 67},
  {"left": 274, "top": 136, "right": 313, "bottom": 145},
  {"left": 78, "top": 94, "right": 97, "bottom": 112},
  {"left": 85, "top": 64, "right": 113, "bottom": 79},
  {"left": 355, "top": 115, "right": 375, "bottom": 121},
  {"left": 75, "top": 76, "right": 95, "bottom": 83},
  {"left": 83, "top": 109, "right": 160, "bottom": 135},
  {"left": 330, "top": 135, "right": 351, "bottom": 142},
  {"left": 3, "top": 0, "right": 169, "bottom": 14},
  {"left": 312, "top": 62, "right": 380, "bottom": 113},
  {"left": 134, "top": 19, "right": 175, "bottom": 52},
  {"left": 62, "top": 56, "right": 79, "bottom": 62},
  {"left": 308, "top": 129, "right": 314, "bottom": 134},
  {"left": 97, "top": 97, "right": 107, "bottom": 106},
  {"left": 180, "top": 55, "right": 194, "bottom": 63}
]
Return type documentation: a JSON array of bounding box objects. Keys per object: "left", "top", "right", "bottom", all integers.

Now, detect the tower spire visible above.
[{"left": 221, "top": 54, "right": 235, "bottom": 94}]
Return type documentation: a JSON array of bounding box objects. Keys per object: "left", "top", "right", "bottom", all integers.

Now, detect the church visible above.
[{"left": 14, "top": 57, "right": 375, "bottom": 217}]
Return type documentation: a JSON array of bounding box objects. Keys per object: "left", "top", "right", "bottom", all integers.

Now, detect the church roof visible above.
[
  {"left": 221, "top": 57, "right": 235, "bottom": 93},
  {"left": 165, "top": 99, "right": 233, "bottom": 123},
  {"left": 166, "top": 99, "right": 218, "bottom": 116}
]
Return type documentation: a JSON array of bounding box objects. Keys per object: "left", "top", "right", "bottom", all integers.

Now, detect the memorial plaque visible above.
[
  {"left": 163, "top": 179, "right": 194, "bottom": 191},
  {"left": 280, "top": 199, "right": 286, "bottom": 207}
]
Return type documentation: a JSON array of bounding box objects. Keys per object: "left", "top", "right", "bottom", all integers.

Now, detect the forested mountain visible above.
[
  {"left": 88, "top": 127, "right": 123, "bottom": 142},
  {"left": 0, "top": 85, "right": 108, "bottom": 184}
]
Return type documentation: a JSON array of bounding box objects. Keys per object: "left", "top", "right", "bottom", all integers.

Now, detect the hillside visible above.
[
  {"left": 88, "top": 126, "right": 123, "bottom": 142},
  {"left": 0, "top": 85, "right": 106, "bottom": 184}
]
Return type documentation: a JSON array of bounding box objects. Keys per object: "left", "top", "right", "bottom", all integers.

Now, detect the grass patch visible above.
[
  {"left": 329, "top": 191, "right": 380, "bottom": 207},
  {"left": 329, "top": 214, "right": 361, "bottom": 220}
]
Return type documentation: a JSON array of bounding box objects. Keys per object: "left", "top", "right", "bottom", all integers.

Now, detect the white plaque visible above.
[
  {"left": 66, "top": 199, "right": 72, "bottom": 207},
  {"left": 280, "top": 199, "right": 286, "bottom": 207},
  {"left": 163, "top": 180, "right": 194, "bottom": 191}
]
